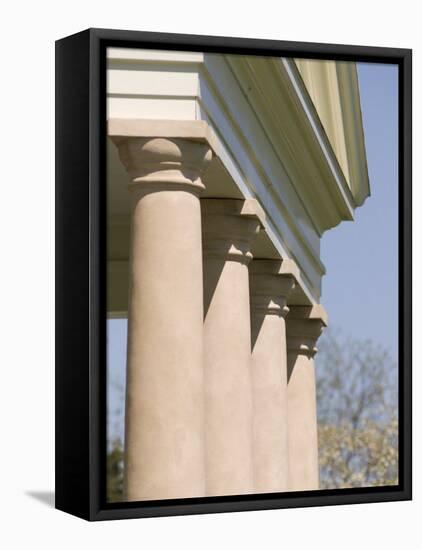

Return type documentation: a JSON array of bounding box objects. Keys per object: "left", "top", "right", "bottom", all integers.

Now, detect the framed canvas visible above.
[{"left": 55, "top": 28, "right": 412, "bottom": 521}]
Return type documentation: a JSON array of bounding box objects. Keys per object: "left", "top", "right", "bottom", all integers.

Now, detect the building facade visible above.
[{"left": 106, "top": 48, "right": 370, "bottom": 500}]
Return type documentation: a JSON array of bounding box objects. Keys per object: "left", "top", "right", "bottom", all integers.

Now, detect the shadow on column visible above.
[
  {"left": 287, "top": 355, "right": 296, "bottom": 383},
  {"left": 203, "top": 239, "right": 254, "bottom": 318},
  {"left": 250, "top": 299, "right": 271, "bottom": 351},
  {"left": 203, "top": 253, "right": 229, "bottom": 320}
]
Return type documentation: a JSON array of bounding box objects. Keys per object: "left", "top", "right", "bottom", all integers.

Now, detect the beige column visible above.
[
  {"left": 202, "top": 199, "right": 263, "bottom": 497},
  {"left": 249, "top": 259, "right": 298, "bottom": 493},
  {"left": 112, "top": 136, "right": 212, "bottom": 501},
  {"left": 286, "top": 305, "right": 327, "bottom": 491}
]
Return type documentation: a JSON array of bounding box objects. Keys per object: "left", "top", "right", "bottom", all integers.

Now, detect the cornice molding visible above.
[
  {"left": 336, "top": 62, "right": 371, "bottom": 206},
  {"left": 295, "top": 58, "right": 370, "bottom": 208},
  {"left": 226, "top": 55, "right": 357, "bottom": 233},
  {"left": 107, "top": 48, "right": 369, "bottom": 218},
  {"left": 106, "top": 48, "right": 370, "bottom": 304}
]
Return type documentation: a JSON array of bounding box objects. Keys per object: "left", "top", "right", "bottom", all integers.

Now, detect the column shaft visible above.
[
  {"left": 286, "top": 305, "right": 327, "bottom": 491},
  {"left": 113, "top": 136, "right": 211, "bottom": 500},
  {"left": 202, "top": 199, "right": 262, "bottom": 496},
  {"left": 249, "top": 260, "right": 296, "bottom": 493},
  {"left": 287, "top": 354, "right": 319, "bottom": 490}
]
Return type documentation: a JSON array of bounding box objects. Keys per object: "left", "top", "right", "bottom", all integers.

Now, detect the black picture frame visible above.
[{"left": 55, "top": 27, "right": 412, "bottom": 521}]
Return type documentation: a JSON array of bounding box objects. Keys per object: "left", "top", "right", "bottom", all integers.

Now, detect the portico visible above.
[{"left": 106, "top": 49, "right": 369, "bottom": 500}]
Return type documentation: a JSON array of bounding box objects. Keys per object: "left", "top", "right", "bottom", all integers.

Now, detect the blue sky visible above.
[
  {"left": 107, "top": 61, "right": 399, "bottom": 444},
  {"left": 319, "top": 62, "right": 398, "bottom": 356}
]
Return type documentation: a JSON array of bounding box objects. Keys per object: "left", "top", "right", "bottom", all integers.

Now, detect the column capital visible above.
[
  {"left": 201, "top": 199, "right": 265, "bottom": 264},
  {"left": 111, "top": 136, "right": 212, "bottom": 195},
  {"left": 286, "top": 305, "right": 328, "bottom": 357},
  {"left": 249, "top": 259, "right": 299, "bottom": 317}
]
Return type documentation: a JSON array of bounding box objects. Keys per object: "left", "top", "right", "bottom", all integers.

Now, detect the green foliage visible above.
[{"left": 107, "top": 439, "right": 124, "bottom": 502}]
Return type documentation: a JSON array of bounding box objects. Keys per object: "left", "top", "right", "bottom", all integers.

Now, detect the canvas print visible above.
[{"left": 105, "top": 48, "right": 398, "bottom": 502}]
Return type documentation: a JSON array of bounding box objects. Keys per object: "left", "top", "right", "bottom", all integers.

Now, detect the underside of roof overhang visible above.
[{"left": 106, "top": 47, "right": 370, "bottom": 308}]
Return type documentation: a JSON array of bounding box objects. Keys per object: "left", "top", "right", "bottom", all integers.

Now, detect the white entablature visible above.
[{"left": 106, "top": 47, "right": 370, "bottom": 306}]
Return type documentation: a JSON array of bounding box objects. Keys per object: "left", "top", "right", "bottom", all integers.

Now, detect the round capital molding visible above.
[
  {"left": 249, "top": 259, "right": 296, "bottom": 316},
  {"left": 250, "top": 294, "right": 290, "bottom": 317},
  {"left": 286, "top": 336, "right": 319, "bottom": 358},
  {"left": 286, "top": 305, "right": 327, "bottom": 357},
  {"left": 112, "top": 136, "right": 212, "bottom": 195},
  {"left": 201, "top": 199, "right": 262, "bottom": 264}
]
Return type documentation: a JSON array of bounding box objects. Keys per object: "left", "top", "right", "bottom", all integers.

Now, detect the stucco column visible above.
[
  {"left": 249, "top": 259, "right": 298, "bottom": 493},
  {"left": 286, "top": 305, "right": 327, "bottom": 491},
  {"left": 112, "top": 136, "right": 212, "bottom": 501},
  {"left": 202, "top": 199, "right": 263, "bottom": 497}
]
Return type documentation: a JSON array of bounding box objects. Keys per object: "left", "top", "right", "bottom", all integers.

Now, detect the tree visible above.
[
  {"left": 106, "top": 329, "right": 398, "bottom": 497},
  {"left": 316, "top": 329, "right": 398, "bottom": 489},
  {"left": 107, "top": 439, "right": 124, "bottom": 502},
  {"left": 107, "top": 374, "right": 125, "bottom": 502}
]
